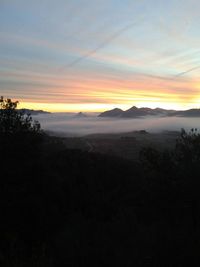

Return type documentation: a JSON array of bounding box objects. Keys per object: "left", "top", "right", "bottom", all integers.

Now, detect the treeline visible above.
[{"left": 1, "top": 97, "right": 200, "bottom": 266}]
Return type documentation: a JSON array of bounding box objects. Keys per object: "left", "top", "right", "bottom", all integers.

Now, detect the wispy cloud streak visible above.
[
  {"left": 175, "top": 65, "right": 200, "bottom": 77},
  {"left": 60, "top": 18, "right": 144, "bottom": 71}
]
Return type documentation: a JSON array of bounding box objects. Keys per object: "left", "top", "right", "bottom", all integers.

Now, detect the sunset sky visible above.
[{"left": 1, "top": 0, "right": 200, "bottom": 112}]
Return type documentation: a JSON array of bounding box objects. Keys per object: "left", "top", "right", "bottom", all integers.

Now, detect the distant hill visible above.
[
  {"left": 99, "top": 108, "right": 123, "bottom": 117},
  {"left": 121, "top": 106, "right": 171, "bottom": 117},
  {"left": 169, "top": 109, "right": 200, "bottom": 117},
  {"left": 18, "top": 109, "right": 51, "bottom": 115},
  {"left": 99, "top": 106, "right": 200, "bottom": 118},
  {"left": 74, "top": 112, "right": 87, "bottom": 118},
  {"left": 99, "top": 106, "right": 175, "bottom": 118}
]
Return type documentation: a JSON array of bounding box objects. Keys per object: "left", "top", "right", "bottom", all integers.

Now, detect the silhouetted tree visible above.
[
  {"left": 174, "top": 128, "right": 200, "bottom": 165},
  {"left": 140, "top": 128, "right": 200, "bottom": 172},
  {"left": 0, "top": 97, "right": 44, "bottom": 161},
  {"left": 140, "top": 128, "right": 200, "bottom": 244},
  {"left": 0, "top": 96, "right": 40, "bottom": 134}
]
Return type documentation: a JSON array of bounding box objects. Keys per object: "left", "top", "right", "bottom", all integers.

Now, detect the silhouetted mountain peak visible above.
[
  {"left": 127, "top": 106, "right": 138, "bottom": 111},
  {"left": 75, "top": 112, "right": 87, "bottom": 118},
  {"left": 98, "top": 108, "right": 124, "bottom": 117}
]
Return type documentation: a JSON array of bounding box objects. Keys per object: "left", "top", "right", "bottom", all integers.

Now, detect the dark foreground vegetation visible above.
[{"left": 1, "top": 97, "right": 200, "bottom": 266}]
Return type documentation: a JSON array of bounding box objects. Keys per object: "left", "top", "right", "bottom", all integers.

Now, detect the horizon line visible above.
[{"left": 17, "top": 104, "right": 200, "bottom": 113}]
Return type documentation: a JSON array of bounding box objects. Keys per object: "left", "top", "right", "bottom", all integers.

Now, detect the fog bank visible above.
[{"left": 33, "top": 113, "right": 200, "bottom": 137}]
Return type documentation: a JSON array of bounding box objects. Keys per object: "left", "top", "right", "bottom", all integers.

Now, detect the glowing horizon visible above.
[{"left": 19, "top": 98, "right": 200, "bottom": 113}]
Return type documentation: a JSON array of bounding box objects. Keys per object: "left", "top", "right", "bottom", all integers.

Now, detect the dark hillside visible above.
[{"left": 1, "top": 131, "right": 200, "bottom": 266}]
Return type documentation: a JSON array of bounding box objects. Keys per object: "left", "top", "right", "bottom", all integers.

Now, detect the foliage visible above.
[
  {"left": 0, "top": 96, "right": 40, "bottom": 134},
  {"left": 175, "top": 128, "right": 200, "bottom": 164},
  {"left": 140, "top": 128, "right": 200, "bottom": 172}
]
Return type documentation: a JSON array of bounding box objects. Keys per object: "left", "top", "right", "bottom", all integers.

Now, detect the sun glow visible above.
[
  {"left": 19, "top": 97, "right": 199, "bottom": 113},
  {"left": 19, "top": 102, "right": 131, "bottom": 112},
  {"left": 15, "top": 75, "right": 200, "bottom": 112}
]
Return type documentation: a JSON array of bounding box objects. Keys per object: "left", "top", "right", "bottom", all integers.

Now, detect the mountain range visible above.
[{"left": 99, "top": 106, "right": 200, "bottom": 118}]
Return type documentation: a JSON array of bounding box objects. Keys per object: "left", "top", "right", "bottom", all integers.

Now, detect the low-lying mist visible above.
[{"left": 33, "top": 113, "right": 200, "bottom": 137}]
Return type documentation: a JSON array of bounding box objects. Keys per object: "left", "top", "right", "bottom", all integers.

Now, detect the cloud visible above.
[
  {"left": 59, "top": 18, "right": 145, "bottom": 71},
  {"left": 175, "top": 65, "right": 200, "bottom": 77}
]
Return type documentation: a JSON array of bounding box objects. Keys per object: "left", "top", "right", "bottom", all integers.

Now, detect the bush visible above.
[{"left": 0, "top": 96, "right": 40, "bottom": 135}]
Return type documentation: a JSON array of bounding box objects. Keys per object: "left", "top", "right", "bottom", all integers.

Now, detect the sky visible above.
[{"left": 0, "top": 0, "right": 200, "bottom": 112}]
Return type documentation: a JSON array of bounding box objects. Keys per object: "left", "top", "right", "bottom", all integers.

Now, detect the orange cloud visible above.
[{"left": 1, "top": 63, "right": 199, "bottom": 112}]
